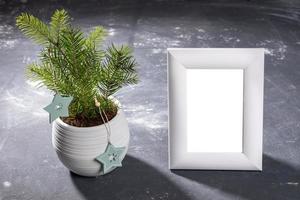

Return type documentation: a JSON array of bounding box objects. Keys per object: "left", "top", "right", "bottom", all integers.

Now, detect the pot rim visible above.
[{"left": 55, "top": 97, "right": 122, "bottom": 131}]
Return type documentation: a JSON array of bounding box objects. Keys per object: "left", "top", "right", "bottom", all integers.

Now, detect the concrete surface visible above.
[{"left": 0, "top": 0, "right": 299, "bottom": 199}]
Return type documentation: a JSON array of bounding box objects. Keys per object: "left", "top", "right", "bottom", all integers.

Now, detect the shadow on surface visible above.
[
  {"left": 71, "top": 155, "right": 190, "bottom": 200},
  {"left": 172, "top": 154, "right": 300, "bottom": 200}
]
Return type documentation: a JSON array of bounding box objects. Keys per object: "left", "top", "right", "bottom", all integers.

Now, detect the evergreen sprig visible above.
[
  {"left": 98, "top": 44, "right": 138, "bottom": 99},
  {"left": 16, "top": 9, "right": 138, "bottom": 122}
]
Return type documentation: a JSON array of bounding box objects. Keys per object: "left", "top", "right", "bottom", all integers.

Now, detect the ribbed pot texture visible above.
[{"left": 52, "top": 107, "right": 130, "bottom": 177}]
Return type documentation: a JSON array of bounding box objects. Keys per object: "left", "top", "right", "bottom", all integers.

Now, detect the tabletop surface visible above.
[{"left": 0, "top": 0, "right": 299, "bottom": 199}]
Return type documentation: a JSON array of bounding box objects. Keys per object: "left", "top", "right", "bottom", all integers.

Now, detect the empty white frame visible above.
[
  {"left": 187, "top": 69, "right": 244, "bottom": 153},
  {"left": 168, "top": 48, "right": 264, "bottom": 170}
]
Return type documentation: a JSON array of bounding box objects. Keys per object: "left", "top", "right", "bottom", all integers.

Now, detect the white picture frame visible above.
[{"left": 168, "top": 48, "right": 264, "bottom": 171}]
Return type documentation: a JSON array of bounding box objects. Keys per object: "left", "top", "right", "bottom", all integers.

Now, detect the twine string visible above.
[{"left": 95, "top": 98, "right": 112, "bottom": 143}]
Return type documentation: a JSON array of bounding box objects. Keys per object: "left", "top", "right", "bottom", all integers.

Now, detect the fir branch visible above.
[
  {"left": 85, "top": 26, "right": 107, "bottom": 49},
  {"left": 50, "top": 9, "right": 70, "bottom": 42},
  {"left": 98, "top": 44, "right": 138, "bottom": 99},
  {"left": 16, "top": 13, "right": 50, "bottom": 45}
]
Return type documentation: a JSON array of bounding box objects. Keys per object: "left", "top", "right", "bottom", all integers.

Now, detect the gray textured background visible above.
[{"left": 0, "top": 0, "right": 299, "bottom": 199}]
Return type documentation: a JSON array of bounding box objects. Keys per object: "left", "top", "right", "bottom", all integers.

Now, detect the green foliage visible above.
[
  {"left": 16, "top": 13, "right": 50, "bottom": 45},
  {"left": 16, "top": 9, "right": 138, "bottom": 122},
  {"left": 98, "top": 44, "right": 138, "bottom": 99}
]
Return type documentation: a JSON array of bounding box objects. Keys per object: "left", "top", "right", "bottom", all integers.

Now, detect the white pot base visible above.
[{"left": 52, "top": 107, "right": 130, "bottom": 177}]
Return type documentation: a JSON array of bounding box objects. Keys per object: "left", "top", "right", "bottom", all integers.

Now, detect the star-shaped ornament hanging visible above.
[
  {"left": 95, "top": 143, "right": 126, "bottom": 174},
  {"left": 43, "top": 94, "right": 73, "bottom": 123}
]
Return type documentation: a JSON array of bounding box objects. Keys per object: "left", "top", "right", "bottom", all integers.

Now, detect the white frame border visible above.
[{"left": 168, "top": 48, "right": 264, "bottom": 170}]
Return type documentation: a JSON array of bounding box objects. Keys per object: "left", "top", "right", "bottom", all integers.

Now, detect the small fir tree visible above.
[{"left": 16, "top": 9, "right": 138, "bottom": 127}]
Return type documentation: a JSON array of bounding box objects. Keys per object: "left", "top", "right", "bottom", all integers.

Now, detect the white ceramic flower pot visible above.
[{"left": 52, "top": 101, "right": 130, "bottom": 177}]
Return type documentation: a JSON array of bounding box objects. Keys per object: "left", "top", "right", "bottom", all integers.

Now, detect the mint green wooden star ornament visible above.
[
  {"left": 95, "top": 143, "right": 126, "bottom": 174},
  {"left": 43, "top": 94, "right": 73, "bottom": 123}
]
